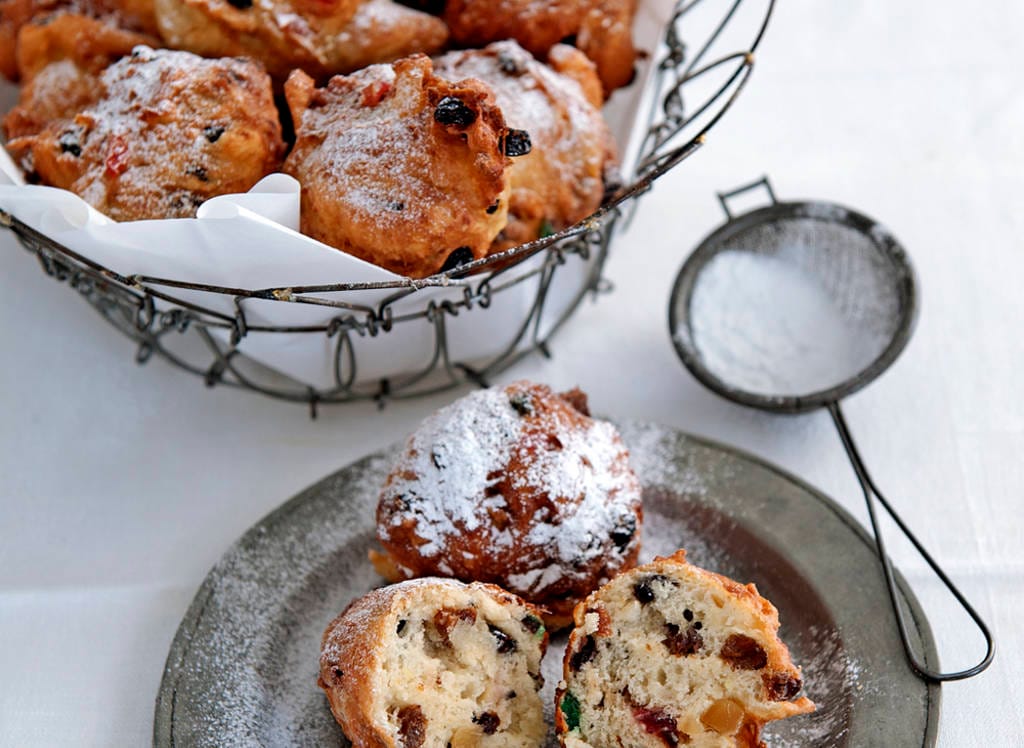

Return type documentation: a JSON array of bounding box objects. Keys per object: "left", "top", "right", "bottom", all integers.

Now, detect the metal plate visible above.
[{"left": 154, "top": 421, "right": 940, "bottom": 746}]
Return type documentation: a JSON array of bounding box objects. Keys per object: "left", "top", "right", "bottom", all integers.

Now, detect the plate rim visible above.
[{"left": 153, "top": 423, "right": 941, "bottom": 747}]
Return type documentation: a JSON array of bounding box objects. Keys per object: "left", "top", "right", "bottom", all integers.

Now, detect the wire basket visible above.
[{"left": 1, "top": 0, "right": 774, "bottom": 415}]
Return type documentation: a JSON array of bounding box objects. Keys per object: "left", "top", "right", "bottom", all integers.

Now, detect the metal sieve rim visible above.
[{"left": 668, "top": 200, "right": 919, "bottom": 414}]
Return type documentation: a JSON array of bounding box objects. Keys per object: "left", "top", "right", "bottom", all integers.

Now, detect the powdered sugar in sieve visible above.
[{"left": 682, "top": 209, "right": 903, "bottom": 399}]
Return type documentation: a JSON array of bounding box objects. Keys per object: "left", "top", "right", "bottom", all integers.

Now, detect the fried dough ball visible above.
[
  {"left": 154, "top": 0, "right": 448, "bottom": 81},
  {"left": 436, "top": 41, "right": 617, "bottom": 253},
  {"left": 6, "top": 46, "right": 285, "bottom": 221},
  {"left": 373, "top": 381, "right": 644, "bottom": 630},
  {"left": 443, "top": 0, "right": 638, "bottom": 97},
  {"left": 3, "top": 12, "right": 155, "bottom": 141},
  {"left": 0, "top": 0, "right": 158, "bottom": 80},
  {"left": 283, "top": 54, "right": 525, "bottom": 278}
]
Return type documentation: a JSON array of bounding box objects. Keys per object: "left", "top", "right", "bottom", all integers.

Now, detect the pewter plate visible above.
[{"left": 154, "top": 422, "right": 940, "bottom": 747}]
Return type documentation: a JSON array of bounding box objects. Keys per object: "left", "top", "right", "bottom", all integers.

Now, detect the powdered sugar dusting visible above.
[
  {"left": 682, "top": 216, "right": 903, "bottom": 398},
  {"left": 379, "top": 384, "right": 642, "bottom": 597},
  {"left": 296, "top": 62, "right": 429, "bottom": 233},
  {"left": 383, "top": 386, "right": 524, "bottom": 552},
  {"left": 688, "top": 250, "right": 885, "bottom": 396},
  {"left": 514, "top": 418, "right": 638, "bottom": 593},
  {"left": 50, "top": 45, "right": 281, "bottom": 220},
  {"left": 766, "top": 624, "right": 867, "bottom": 748},
  {"left": 86, "top": 46, "right": 206, "bottom": 157}
]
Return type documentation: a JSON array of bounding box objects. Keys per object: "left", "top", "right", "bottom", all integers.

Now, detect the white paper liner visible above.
[{"left": 0, "top": 0, "right": 676, "bottom": 389}]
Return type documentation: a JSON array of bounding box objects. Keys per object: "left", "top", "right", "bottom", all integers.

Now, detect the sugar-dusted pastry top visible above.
[
  {"left": 3, "top": 12, "right": 157, "bottom": 142},
  {"left": 283, "top": 54, "right": 523, "bottom": 278},
  {"left": 6, "top": 46, "right": 284, "bottom": 221},
  {"left": 2, "top": 0, "right": 640, "bottom": 279},
  {"left": 374, "top": 381, "right": 643, "bottom": 628},
  {"left": 436, "top": 40, "right": 617, "bottom": 253}
]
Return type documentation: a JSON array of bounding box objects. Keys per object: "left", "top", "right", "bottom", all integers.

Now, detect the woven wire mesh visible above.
[{"left": 1, "top": 0, "right": 774, "bottom": 414}]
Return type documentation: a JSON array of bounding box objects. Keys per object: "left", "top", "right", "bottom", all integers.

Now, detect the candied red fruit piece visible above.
[
  {"left": 104, "top": 135, "right": 130, "bottom": 178},
  {"left": 632, "top": 704, "right": 681, "bottom": 747}
]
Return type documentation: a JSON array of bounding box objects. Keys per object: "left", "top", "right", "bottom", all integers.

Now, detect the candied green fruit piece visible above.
[
  {"left": 561, "top": 691, "right": 582, "bottom": 732},
  {"left": 522, "top": 614, "right": 546, "bottom": 639}
]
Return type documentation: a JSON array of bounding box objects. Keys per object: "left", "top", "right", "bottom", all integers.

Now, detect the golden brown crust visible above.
[
  {"left": 3, "top": 59, "right": 102, "bottom": 141},
  {"left": 318, "top": 585, "right": 395, "bottom": 748},
  {"left": 283, "top": 55, "right": 515, "bottom": 278},
  {"left": 109, "top": 0, "right": 156, "bottom": 32},
  {"left": 445, "top": 0, "right": 577, "bottom": 63},
  {"left": 0, "top": 0, "right": 42, "bottom": 79},
  {"left": 576, "top": 0, "right": 637, "bottom": 95},
  {"left": 3, "top": 12, "right": 155, "bottom": 143},
  {"left": 15, "top": 11, "right": 155, "bottom": 80},
  {"left": 443, "top": 0, "right": 637, "bottom": 97},
  {"left": 547, "top": 43, "right": 604, "bottom": 109},
  {"left": 375, "top": 381, "right": 643, "bottom": 629},
  {"left": 435, "top": 41, "right": 617, "bottom": 255},
  {"left": 0, "top": 0, "right": 158, "bottom": 80},
  {"left": 8, "top": 46, "right": 284, "bottom": 220},
  {"left": 155, "top": 0, "right": 448, "bottom": 81}
]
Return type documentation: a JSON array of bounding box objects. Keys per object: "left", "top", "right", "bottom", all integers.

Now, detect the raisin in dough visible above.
[
  {"left": 373, "top": 381, "right": 643, "bottom": 629},
  {"left": 319, "top": 578, "right": 549, "bottom": 747},
  {"left": 283, "top": 54, "right": 520, "bottom": 278},
  {"left": 436, "top": 41, "right": 617, "bottom": 253},
  {"left": 6, "top": 46, "right": 285, "bottom": 220},
  {"left": 556, "top": 551, "right": 815, "bottom": 747}
]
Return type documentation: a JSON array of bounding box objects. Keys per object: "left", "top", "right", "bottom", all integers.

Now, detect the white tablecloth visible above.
[{"left": 2, "top": 1, "right": 1022, "bottom": 745}]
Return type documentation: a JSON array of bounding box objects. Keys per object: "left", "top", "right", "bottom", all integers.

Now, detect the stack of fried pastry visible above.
[{"left": 1, "top": 0, "right": 637, "bottom": 276}]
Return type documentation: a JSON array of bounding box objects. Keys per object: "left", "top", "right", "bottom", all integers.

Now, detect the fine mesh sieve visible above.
[{"left": 668, "top": 178, "right": 994, "bottom": 681}]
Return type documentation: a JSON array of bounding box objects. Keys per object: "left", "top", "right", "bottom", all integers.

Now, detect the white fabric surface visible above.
[{"left": 2, "top": 0, "right": 1022, "bottom": 745}]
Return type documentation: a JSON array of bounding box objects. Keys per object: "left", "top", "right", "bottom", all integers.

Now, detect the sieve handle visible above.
[
  {"left": 717, "top": 176, "right": 778, "bottom": 219},
  {"left": 827, "top": 401, "right": 995, "bottom": 681}
]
